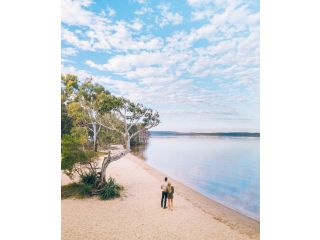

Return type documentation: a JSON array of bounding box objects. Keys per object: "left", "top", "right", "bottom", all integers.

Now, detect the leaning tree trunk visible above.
[
  {"left": 123, "top": 132, "right": 131, "bottom": 151},
  {"left": 97, "top": 150, "right": 129, "bottom": 187},
  {"left": 126, "top": 137, "right": 131, "bottom": 151}
]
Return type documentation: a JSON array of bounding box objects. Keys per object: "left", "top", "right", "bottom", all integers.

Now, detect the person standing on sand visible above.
[
  {"left": 167, "top": 182, "right": 174, "bottom": 210},
  {"left": 161, "top": 177, "right": 168, "bottom": 208}
]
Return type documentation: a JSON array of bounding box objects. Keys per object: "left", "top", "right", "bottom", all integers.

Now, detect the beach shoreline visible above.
[
  {"left": 131, "top": 150, "right": 260, "bottom": 222},
  {"left": 128, "top": 152, "right": 260, "bottom": 235},
  {"left": 62, "top": 147, "right": 260, "bottom": 240}
]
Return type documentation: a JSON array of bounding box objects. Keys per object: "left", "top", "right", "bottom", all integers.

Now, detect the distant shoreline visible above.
[{"left": 150, "top": 131, "right": 260, "bottom": 137}]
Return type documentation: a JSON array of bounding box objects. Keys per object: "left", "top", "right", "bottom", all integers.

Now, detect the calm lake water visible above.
[{"left": 133, "top": 135, "right": 260, "bottom": 220}]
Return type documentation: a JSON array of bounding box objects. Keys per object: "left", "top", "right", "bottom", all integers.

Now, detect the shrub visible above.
[
  {"left": 78, "top": 183, "right": 93, "bottom": 197},
  {"left": 80, "top": 172, "right": 97, "bottom": 186},
  {"left": 99, "top": 177, "right": 123, "bottom": 200},
  {"left": 61, "top": 183, "right": 93, "bottom": 199},
  {"left": 61, "top": 177, "right": 123, "bottom": 200}
]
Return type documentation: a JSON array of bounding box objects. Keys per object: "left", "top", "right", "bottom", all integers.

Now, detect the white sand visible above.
[{"left": 62, "top": 147, "right": 259, "bottom": 240}]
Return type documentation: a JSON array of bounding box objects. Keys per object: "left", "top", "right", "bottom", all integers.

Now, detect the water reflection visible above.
[
  {"left": 133, "top": 136, "right": 260, "bottom": 220},
  {"left": 131, "top": 144, "right": 148, "bottom": 160}
]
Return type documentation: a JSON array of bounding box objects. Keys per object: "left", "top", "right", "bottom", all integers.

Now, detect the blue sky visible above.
[{"left": 61, "top": 0, "right": 260, "bottom": 132}]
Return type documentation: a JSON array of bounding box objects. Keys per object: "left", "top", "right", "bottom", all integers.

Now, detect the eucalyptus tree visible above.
[
  {"left": 98, "top": 96, "right": 160, "bottom": 151},
  {"left": 61, "top": 74, "right": 160, "bottom": 186},
  {"left": 75, "top": 78, "right": 110, "bottom": 152},
  {"left": 95, "top": 96, "right": 160, "bottom": 185}
]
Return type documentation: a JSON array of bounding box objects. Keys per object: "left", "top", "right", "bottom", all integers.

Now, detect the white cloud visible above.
[
  {"left": 62, "top": 0, "right": 162, "bottom": 51},
  {"left": 85, "top": 60, "right": 105, "bottom": 71},
  {"left": 133, "top": 0, "right": 148, "bottom": 4},
  {"left": 62, "top": 0, "right": 260, "bottom": 130},
  {"left": 156, "top": 4, "right": 183, "bottom": 28},
  {"left": 61, "top": 0, "right": 99, "bottom": 27},
  {"left": 128, "top": 19, "right": 143, "bottom": 31},
  {"left": 187, "top": 0, "right": 212, "bottom": 7},
  {"left": 61, "top": 64, "right": 93, "bottom": 80},
  {"left": 191, "top": 9, "right": 215, "bottom": 21},
  {"left": 62, "top": 61, "right": 253, "bottom": 129},
  {"left": 61, "top": 47, "right": 78, "bottom": 56},
  {"left": 86, "top": 51, "right": 167, "bottom": 72},
  {"left": 80, "top": 0, "right": 92, "bottom": 7},
  {"left": 125, "top": 67, "right": 168, "bottom": 79},
  {"left": 106, "top": 7, "right": 116, "bottom": 17},
  {"left": 134, "top": 6, "right": 153, "bottom": 15},
  {"left": 61, "top": 28, "right": 92, "bottom": 50},
  {"left": 187, "top": 0, "right": 227, "bottom": 8}
]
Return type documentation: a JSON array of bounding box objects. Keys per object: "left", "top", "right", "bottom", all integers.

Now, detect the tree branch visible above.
[
  {"left": 130, "top": 125, "right": 154, "bottom": 138},
  {"left": 110, "top": 150, "right": 129, "bottom": 162},
  {"left": 102, "top": 150, "right": 129, "bottom": 165},
  {"left": 127, "top": 113, "right": 144, "bottom": 132},
  {"left": 98, "top": 121, "right": 124, "bottom": 135},
  {"left": 115, "top": 108, "right": 125, "bottom": 119}
]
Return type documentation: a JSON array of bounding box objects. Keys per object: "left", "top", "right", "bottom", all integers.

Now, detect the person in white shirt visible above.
[{"left": 161, "top": 177, "right": 168, "bottom": 208}]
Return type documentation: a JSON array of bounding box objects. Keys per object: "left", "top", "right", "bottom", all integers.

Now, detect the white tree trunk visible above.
[
  {"left": 98, "top": 150, "right": 129, "bottom": 186},
  {"left": 123, "top": 131, "right": 131, "bottom": 151},
  {"left": 126, "top": 137, "right": 131, "bottom": 151},
  {"left": 92, "top": 123, "right": 98, "bottom": 152}
]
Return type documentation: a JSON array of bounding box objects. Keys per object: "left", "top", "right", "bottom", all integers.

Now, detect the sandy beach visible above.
[{"left": 62, "top": 147, "right": 259, "bottom": 240}]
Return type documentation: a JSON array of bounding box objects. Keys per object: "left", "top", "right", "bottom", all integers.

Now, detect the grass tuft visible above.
[
  {"left": 61, "top": 176, "right": 123, "bottom": 200},
  {"left": 99, "top": 177, "right": 123, "bottom": 200},
  {"left": 61, "top": 183, "right": 92, "bottom": 199},
  {"left": 80, "top": 172, "right": 97, "bottom": 186}
]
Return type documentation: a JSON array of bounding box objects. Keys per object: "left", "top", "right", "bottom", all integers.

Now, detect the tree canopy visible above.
[{"left": 61, "top": 74, "right": 160, "bottom": 187}]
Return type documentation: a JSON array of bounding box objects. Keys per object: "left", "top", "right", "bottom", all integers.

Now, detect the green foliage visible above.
[
  {"left": 78, "top": 183, "right": 93, "bottom": 197},
  {"left": 71, "top": 127, "right": 88, "bottom": 145},
  {"left": 61, "top": 74, "right": 79, "bottom": 101},
  {"left": 61, "top": 135, "right": 86, "bottom": 170},
  {"left": 98, "top": 128, "right": 124, "bottom": 146},
  {"left": 61, "top": 177, "right": 123, "bottom": 200},
  {"left": 61, "top": 74, "right": 160, "bottom": 153},
  {"left": 97, "top": 95, "right": 124, "bottom": 113},
  {"left": 98, "top": 95, "right": 160, "bottom": 131},
  {"left": 61, "top": 183, "right": 93, "bottom": 199},
  {"left": 67, "top": 102, "right": 89, "bottom": 126},
  {"left": 61, "top": 134, "right": 96, "bottom": 177},
  {"left": 61, "top": 103, "right": 73, "bottom": 136},
  {"left": 99, "top": 177, "right": 123, "bottom": 200},
  {"left": 62, "top": 74, "right": 79, "bottom": 92},
  {"left": 78, "top": 79, "right": 110, "bottom": 104},
  {"left": 80, "top": 172, "right": 97, "bottom": 186}
]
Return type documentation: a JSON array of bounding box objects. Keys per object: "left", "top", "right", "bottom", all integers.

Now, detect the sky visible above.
[{"left": 61, "top": 0, "right": 260, "bottom": 132}]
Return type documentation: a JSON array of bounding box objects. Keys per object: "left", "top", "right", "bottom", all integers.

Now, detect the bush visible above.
[
  {"left": 78, "top": 183, "right": 93, "bottom": 197},
  {"left": 61, "top": 183, "right": 93, "bottom": 199},
  {"left": 99, "top": 177, "right": 123, "bottom": 200},
  {"left": 61, "top": 177, "right": 123, "bottom": 200},
  {"left": 80, "top": 172, "right": 97, "bottom": 186}
]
